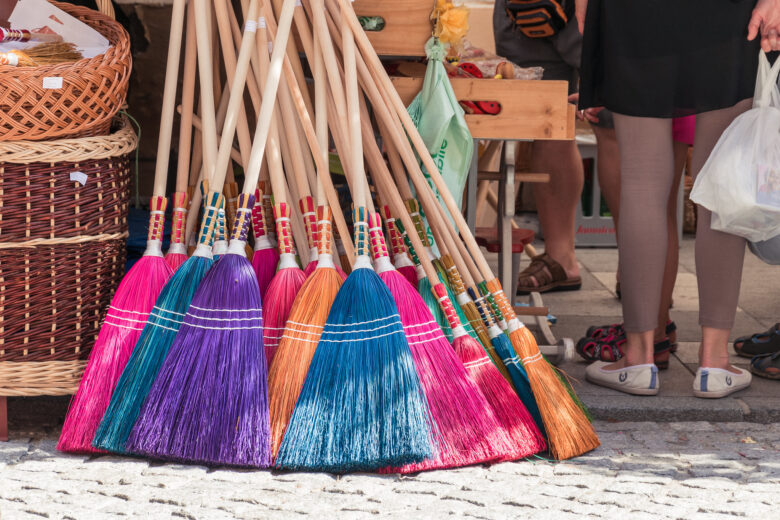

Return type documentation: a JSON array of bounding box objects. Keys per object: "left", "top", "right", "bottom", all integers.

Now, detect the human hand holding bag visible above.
[{"left": 690, "top": 51, "right": 780, "bottom": 242}]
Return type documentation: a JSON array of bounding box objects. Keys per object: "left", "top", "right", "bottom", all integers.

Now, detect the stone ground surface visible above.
[
  {"left": 2, "top": 421, "right": 780, "bottom": 519},
  {"left": 3, "top": 239, "right": 780, "bottom": 518}
]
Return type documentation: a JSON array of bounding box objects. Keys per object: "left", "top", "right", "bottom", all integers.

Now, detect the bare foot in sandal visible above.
[{"left": 517, "top": 252, "right": 581, "bottom": 295}]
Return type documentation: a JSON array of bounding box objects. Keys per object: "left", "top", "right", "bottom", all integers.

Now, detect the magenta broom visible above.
[
  {"left": 166, "top": 192, "right": 190, "bottom": 271},
  {"left": 56, "top": 0, "right": 189, "bottom": 454},
  {"left": 382, "top": 203, "right": 418, "bottom": 289},
  {"left": 251, "top": 182, "right": 280, "bottom": 300}
]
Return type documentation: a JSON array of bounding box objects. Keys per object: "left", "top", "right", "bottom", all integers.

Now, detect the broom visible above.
[
  {"left": 165, "top": 6, "right": 199, "bottom": 272},
  {"left": 312, "top": 11, "right": 510, "bottom": 465},
  {"left": 254, "top": 11, "right": 306, "bottom": 364},
  {"left": 251, "top": 180, "right": 279, "bottom": 300},
  {"left": 93, "top": 0, "right": 252, "bottom": 454},
  {"left": 55, "top": 0, "right": 188, "bottom": 454},
  {"left": 267, "top": 26, "right": 346, "bottom": 457},
  {"left": 274, "top": 12, "right": 434, "bottom": 472},
  {"left": 126, "top": 0, "right": 289, "bottom": 467},
  {"left": 0, "top": 42, "right": 81, "bottom": 66},
  {"left": 343, "top": 0, "right": 599, "bottom": 458}
]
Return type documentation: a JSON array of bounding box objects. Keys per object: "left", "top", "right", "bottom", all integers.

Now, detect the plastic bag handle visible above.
[{"left": 754, "top": 51, "right": 780, "bottom": 108}]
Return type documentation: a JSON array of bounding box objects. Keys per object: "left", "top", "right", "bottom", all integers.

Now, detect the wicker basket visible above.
[
  {"left": 0, "top": 116, "right": 136, "bottom": 396},
  {"left": 0, "top": 1, "right": 131, "bottom": 142}
]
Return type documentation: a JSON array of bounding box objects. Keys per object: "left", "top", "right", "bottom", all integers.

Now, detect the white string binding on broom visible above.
[
  {"left": 326, "top": 314, "right": 399, "bottom": 326},
  {"left": 522, "top": 352, "right": 544, "bottom": 366},
  {"left": 319, "top": 328, "right": 405, "bottom": 343},
  {"left": 189, "top": 304, "right": 262, "bottom": 312},
  {"left": 463, "top": 357, "right": 492, "bottom": 369},
  {"left": 186, "top": 314, "right": 263, "bottom": 322}
]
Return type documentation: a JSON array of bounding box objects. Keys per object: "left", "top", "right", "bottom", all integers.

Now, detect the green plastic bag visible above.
[{"left": 408, "top": 38, "right": 473, "bottom": 234}]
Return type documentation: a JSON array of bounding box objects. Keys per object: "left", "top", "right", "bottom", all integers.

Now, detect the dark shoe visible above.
[
  {"left": 750, "top": 352, "right": 780, "bottom": 379},
  {"left": 653, "top": 338, "right": 672, "bottom": 370},
  {"left": 516, "top": 253, "right": 582, "bottom": 295},
  {"left": 734, "top": 324, "right": 780, "bottom": 358},
  {"left": 577, "top": 334, "right": 671, "bottom": 370}
]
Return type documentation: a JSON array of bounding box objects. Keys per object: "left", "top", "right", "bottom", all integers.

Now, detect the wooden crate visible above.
[
  {"left": 353, "top": 0, "right": 434, "bottom": 57},
  {"left": 390, "top": 76, "right": 576, "bottom": 141}
]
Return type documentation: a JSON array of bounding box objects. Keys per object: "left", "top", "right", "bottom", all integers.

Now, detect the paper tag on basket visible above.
[
  {"left": 42, "top": 77, "right": 63, "bottom": 89},
  {"left": 70, "top": 171, "right": 87, "bottom": 186}
]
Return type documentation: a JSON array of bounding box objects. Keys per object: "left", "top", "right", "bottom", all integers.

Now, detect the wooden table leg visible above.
[{"left": 0, "top": 396, "right": 8, "bottom": 442}]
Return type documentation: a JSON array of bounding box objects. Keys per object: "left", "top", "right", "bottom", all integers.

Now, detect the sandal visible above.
[
  {"left": 576, "top": 334, "right": 673, "bottom": 370},
  {"left": 750, "top": 352, "right": 780, "bottom": 379},
  {"left": 586, "top": 321, "right": 677, "bottom": 351},
  {"left": 734, "top": 323, "right": 780, "bottom": 358},
  {"left": 576, "top": 334, "right": 626, "bottom": 363},
  {"left": 516, "top": 253, "right": 582, "bottom": 295}
]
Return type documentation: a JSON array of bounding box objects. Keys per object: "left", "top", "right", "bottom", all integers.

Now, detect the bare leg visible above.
[
  {"left": 526, "top": 139, "right": 583, "bottom": 286},
  {"left": 655, "top": 141, "right": 687, "bottom": 342},
  {"left": 691, "top": 99, "right": 753, "bottom": 372},
  {"left": 592, "top": 125, "right": 620, "bottom": 228},
  {"left": 609, "top": 114, "right": 675, "bottom": 369}
]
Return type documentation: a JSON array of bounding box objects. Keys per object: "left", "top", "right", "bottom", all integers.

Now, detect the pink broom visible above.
[
  {"left": 251, "top": 181, "right": 280, "bottom": 300},
  {"left": 56, "top": 0, "right": 188, "bottom": 453},
  {"left": 255, "top": 13, "right": 305, "bottom": 363},
  {"left": 382, "top": 203, "right": 418, "bottom": 289},
  {"left": 165, "top": 7, "right": 198, "bottom": 272}
]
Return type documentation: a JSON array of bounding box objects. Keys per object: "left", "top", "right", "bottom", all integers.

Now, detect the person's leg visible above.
[
  {"left": 526, "top": 139, "right": 583, "bottom": 286},
  {"left": 655, "top": 141, "right": 687, "bottom": 342},
  {"left": 609, "top": 114, "right": 676, "bottom": 368},
  {"left": 592, "top": 125, "right": 620, "bottom": 228},
  {"left": 691, "top": 99, "right": 753, "bottom": 372}
]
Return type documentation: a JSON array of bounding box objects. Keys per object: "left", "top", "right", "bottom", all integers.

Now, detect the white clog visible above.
[
  {"left": 585, "top": 361, "right": 660, "bottom": 396},
  {"left": 693, "top": 367, "right": 751, "bottom": 398}
]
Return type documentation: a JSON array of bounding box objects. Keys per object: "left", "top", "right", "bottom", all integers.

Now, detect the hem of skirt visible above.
[
  {"left": 698, "top": 318, "right": 737, "bottom": 331},
  {"left": 578, "top": 97, "right": 754, "bottom": 119}
]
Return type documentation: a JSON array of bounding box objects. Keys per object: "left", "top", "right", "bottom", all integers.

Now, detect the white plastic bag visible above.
[{"left": 690, "top": 51, "right": 780, "bottom": 242}]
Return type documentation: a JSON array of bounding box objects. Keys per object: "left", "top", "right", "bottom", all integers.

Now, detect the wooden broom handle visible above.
[
  {"left": 175, "top": 0, "right": 197, "bottom": 194},
  {"left": 340, "top": 6, "right": 364, "bottom": 210},
  {"left": 193, "top": 0, "right": 220, "bottom": 188},
  {"left": 314, "top": 32, "right": 328, "bottom": 206},
  {"left": 337, "top": 0, "right": 496, "bottom": 282},
  {"left": 153, "top": 0, "right": 188, "bottom": 197},
  {"left": 214, "top": 0, "right": 256, "bottom": 167},
  {"left": 241, "top": 0, "right": 299, "bottom": 195},
  {"left": 210, "top": 0, "right": 261, "bottom": 195}
]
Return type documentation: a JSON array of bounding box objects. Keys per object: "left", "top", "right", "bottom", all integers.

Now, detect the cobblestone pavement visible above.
[{"left": 2, "top": 421, "right": 780, "bottom": 519}]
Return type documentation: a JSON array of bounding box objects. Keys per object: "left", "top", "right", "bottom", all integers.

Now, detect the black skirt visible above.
[{"left": 579, "top": 0, "right": 761, "bottom": 118}]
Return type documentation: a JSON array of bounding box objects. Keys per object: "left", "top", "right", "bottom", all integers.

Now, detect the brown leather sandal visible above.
[{"left": 517, "top": 253, "right": 582, "bottom": 295}]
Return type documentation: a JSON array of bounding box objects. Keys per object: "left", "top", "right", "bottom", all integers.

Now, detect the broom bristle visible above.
[
  {"left": 460, "top": 300, "right": 512, "bottom": 382},
  {"left": 93, "top": 255, "right": 212, "bottom": 453},
  {"left": 304, "top": 257, "right": 347, "bottom": 280},
  {"left": 419, "top": 276, "right": 453, "bottom": 341},
  {"left": 396, "top": 264, "right": 418, "bottom": 289},
  {"left": 57, "top": 255, "right": 172, "bottom": 453},
  {"left": 489, "top": 331, "right": 547, "bottom": 437},
  {"left": 453, "top": 334, "right": 546, "bottom": 460},
  {"left": 252, "top": 246, "right": 280, "bottom": 300},
  {"left": 510, "top": 326, "right": 601, "bottom": 460},
  {"left": 126, "top": 253, "right": 271, "bottom": 467},
  {"left": 268, "top": 266, "right": 343, "bottom": 457},
  {"left": 275, "top": 266, "right": 434, "bottom": 473},
  {"left": 164, "top": 252, "right": 189, "bottom": 271},
  {"left": 263, "top": 263, "right": 306, "bottom": 364},
  {"left": 378, "top": 270, "right": 516, "bottom": 472}
]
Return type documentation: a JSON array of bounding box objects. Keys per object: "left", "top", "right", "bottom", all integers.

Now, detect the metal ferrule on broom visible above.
[
  {"left": 145, "top": 196, "right": 168, "bottom": 257},
  {"left": 169, "top": 192, "right": 189, "bottom": 255}
]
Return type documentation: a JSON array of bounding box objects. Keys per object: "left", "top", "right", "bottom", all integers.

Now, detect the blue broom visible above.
[{"left": 275, "top": 17, "right": 433, "bottom": 472}]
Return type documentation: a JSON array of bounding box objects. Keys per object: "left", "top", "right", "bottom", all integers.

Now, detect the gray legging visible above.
[{"left": 614, "top": 99, "right": 753, "bottom": 333}]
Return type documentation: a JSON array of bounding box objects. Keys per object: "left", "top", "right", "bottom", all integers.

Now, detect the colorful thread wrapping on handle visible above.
[
  {"left": 353, "top": 206, "right": 369, "bottom": 257},
  {"left": 404, "top": 199, "right": 431, "bottom": 246},
  {"left": 215, "top": 208, "right": 227, "bottom": 244},
  {"left": 479, "top": 280, "right": 505, "bottom": 324},
  {"left": 442, "top": 255, "right": 467, "bottom": 296},
  {"left": 170, "top": 191, "right": 189, "bottom": 246},
  {"left": 260, "top": 181, "right": 276, "bottom": 241},
  {"left": 224, "top": 182, "right": 240, "bottom": 234},
  {"left": 0, "top": 28, "right": 32, "bottom": 42},
  {"left": 299, "top": 195, "right": 318, "bottom": 250},
  {"left": 252, "top": 187, "right": 268, "bottom": 239},
  {"left": 197, "top": 192, "right": 224, "bottom": 247},
  {"left": 381, "top": 205, "right": 407, "bottom": 259},
  {"left": 432, "top": 283, "right": 462, "bottom": 331},
  {"left": 316, "top": 206, "right": 333, "bottom": 256},
  {"left": 367, "top": 212, "right": 390, "bottom": 260},
  {"left": 230, "top": 193, "right": 255, "bottom": 243},
  {"left": 468, "top": 287, "right": 497, "bottom": 328},
  {"left": 274, "top": 202, "right": 297, "bottom": 256},
  {"left": 395, "top": 220, "right": 422, "bottom": 266},
  {"left": 147, "top": 195, "right": 167, "bottom": 242}
]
